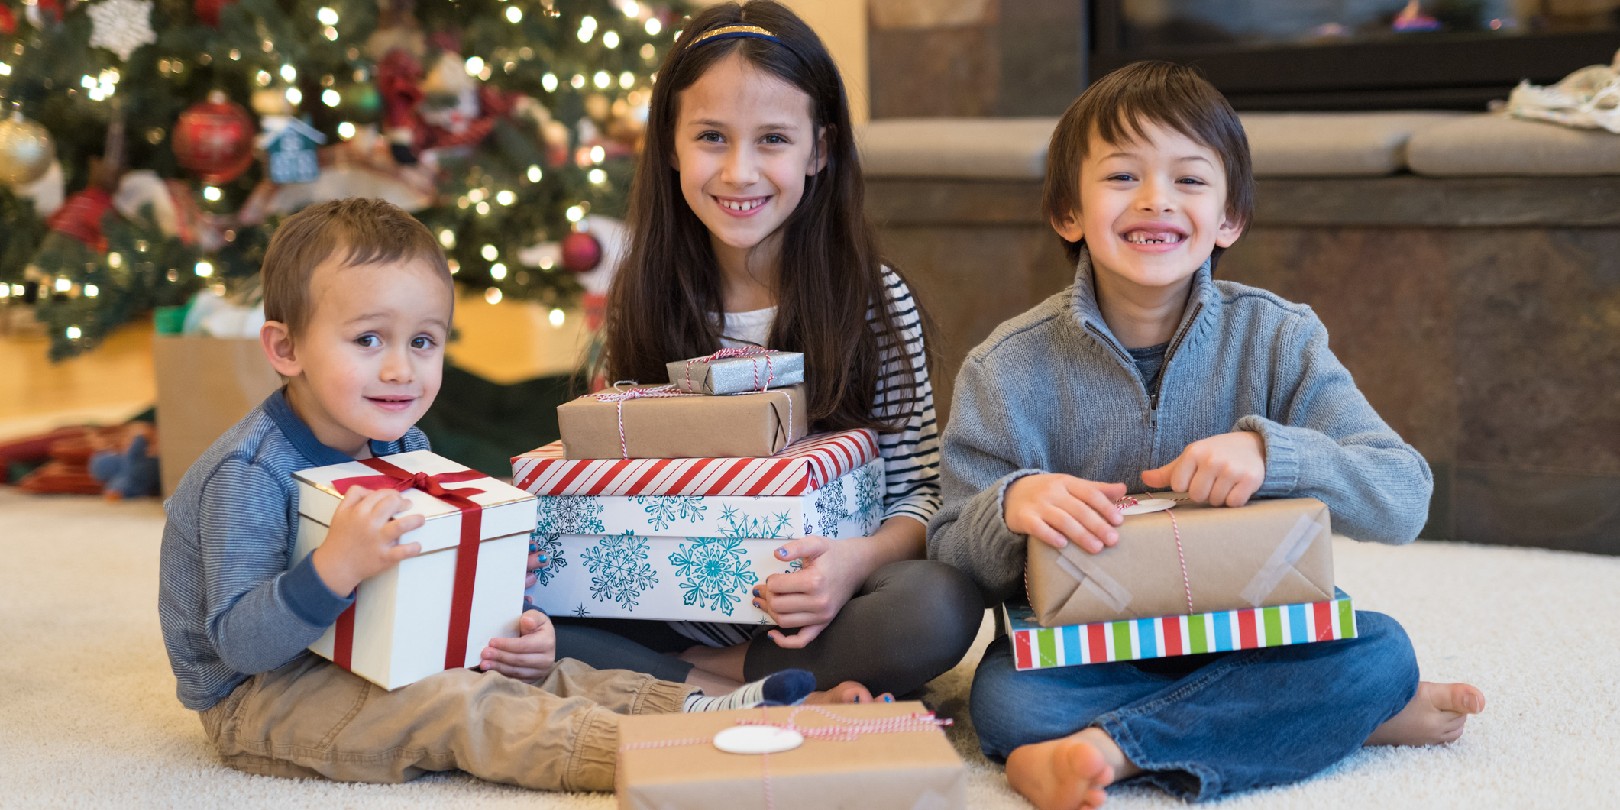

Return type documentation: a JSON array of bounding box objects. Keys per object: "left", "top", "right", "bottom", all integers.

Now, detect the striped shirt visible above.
[
  {"left": 157, "top": 390, "right": 427, "bottom": 711},
  {"left": 675, "top": 267, "right": 942, "bottom": 647}
]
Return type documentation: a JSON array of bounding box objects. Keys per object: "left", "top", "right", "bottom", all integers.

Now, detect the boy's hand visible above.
[
  {"left": 757, "top": 537, "right": 863, "bottom": 649},
  {"left": 1141, "top": 431, "right": 1266, "bottom": 507},
  {"left": 480, "top": 609, "right": 556, "bottom": 681},
  {"left": 1005, "top": 474, "right": 1127, "bottom": 553},
  {"left": 311, "top": 486, "right": 424, "bottom": 596}
]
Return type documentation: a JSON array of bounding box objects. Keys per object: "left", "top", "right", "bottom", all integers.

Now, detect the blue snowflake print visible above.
[
  {"left": 573, "top": 604, "right": 590, "bottom": 619},
  {"left": 631, "top": 495, "right": 707, "bottom": 532},
  {"left": 718, "top": 505, "right": 793, "bottom": 539},
  {"left": 530, "top": 497, "right": 606, "bottom": 585},
  {"left": 816, "top": 477, "right": 851, "bottom": 537},
  {"left": 853, "top": 463, "right": 883, "bottom": 525},
  {"left": 582, "top": 531, "right": 658, "bottom": 610},
  {"left": 668, "top": 536, "right": 759, "bottom": 616}
]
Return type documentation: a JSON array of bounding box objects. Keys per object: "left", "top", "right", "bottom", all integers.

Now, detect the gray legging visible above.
[{"left": 552, "top": 559, "right": 985, "bottom": 697}]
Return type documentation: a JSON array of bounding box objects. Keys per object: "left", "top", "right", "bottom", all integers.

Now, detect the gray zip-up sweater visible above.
[{"left": 927, "top": 249, "right": 1432, "bottom": 605}]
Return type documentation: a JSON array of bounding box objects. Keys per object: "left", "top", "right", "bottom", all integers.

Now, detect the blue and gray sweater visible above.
[
  {"left": 926, "top": 248, "right": 1432, "bottom": 606},
  {"left": 157, "top": 390, "right": 427, "bottom": 711}
]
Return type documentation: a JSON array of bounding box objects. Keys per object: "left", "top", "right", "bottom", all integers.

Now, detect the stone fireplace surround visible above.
[{"left": 855, "top": 111, "right": 1620, "bottom": 555}]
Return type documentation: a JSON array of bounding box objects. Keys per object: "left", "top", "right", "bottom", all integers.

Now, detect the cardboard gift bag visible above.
[
  {"left": 153, "top": 335, "right": 282, "bottom": 495},
  {"left": 557, "top": 384, "right": 808, "bottom": 460},
  {"left": 291, "top": 451, "right": 537, "bottom": 690},
  {"left": 1026, "top": 495, "right": 1335, "bottom": 627},
  {"left": 617, "top": 702, "right": 964, "bottom": 810}
]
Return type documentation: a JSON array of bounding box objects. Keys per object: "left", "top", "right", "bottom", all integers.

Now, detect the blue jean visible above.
[{"left": 971, "top": 608, "right": 1418, "bottom": 802}]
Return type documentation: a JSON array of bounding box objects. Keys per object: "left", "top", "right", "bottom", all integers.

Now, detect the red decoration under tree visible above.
[
  {"left": 172, "top": 91, "right": 255, "bottom": 184},
  {"left": 560, "top": 230, "right": 601, "bottom": 274}
]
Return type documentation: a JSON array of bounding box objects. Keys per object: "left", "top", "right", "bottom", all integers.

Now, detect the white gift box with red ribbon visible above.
[{"left": 291, "top": 451, "right": 537, "bottom": 690}]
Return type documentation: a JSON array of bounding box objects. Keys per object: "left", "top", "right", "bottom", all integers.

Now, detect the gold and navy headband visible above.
[{"left": 687, "top": 24, "right": 779, "bottom": 50}]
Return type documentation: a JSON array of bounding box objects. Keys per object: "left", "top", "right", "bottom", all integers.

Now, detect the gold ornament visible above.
[{"left": 0, "top": 108, "right": 56, "bottom": 186}]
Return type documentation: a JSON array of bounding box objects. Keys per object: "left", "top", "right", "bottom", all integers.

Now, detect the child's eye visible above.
[
  {"left": 1177, "top": 176, "right": 1209, "bottom": 186},
  {"left": 410, "top": 335, "right": 438, "bottom": 350},
  {"left": 1104, "top": 173, "right": 1136, "bottom": 183},
  {"left": 355, "top": 334, "right": 381, "bottom": 348},
  {"left": 761, "top": 133, "right": 790, "bottom": 145},
  {"left": 696, "top": 130, "right": 724, "bottom": 144}
]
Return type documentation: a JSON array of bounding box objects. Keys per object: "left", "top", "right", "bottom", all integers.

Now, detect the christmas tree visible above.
[{"left": 0, "top": 0, "right": 686, "bottom": 359}]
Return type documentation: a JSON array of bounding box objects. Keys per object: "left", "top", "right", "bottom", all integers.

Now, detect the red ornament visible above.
[
  {"left": 560, "top": 230, "right": 602, "bottom": 274},
  {"left": 193, "top": 0, "right": 231, "bottom": 27},
  {"left": 48, "top": 187, "right": 114, "bottom": 251},
  {"left": 172, "top": 92, "right": 255, "bottom": 184}
]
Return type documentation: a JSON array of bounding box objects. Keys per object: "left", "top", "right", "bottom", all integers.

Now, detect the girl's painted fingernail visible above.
[
  {"left": 536, "top": 554, "right": 550, "bottom": 564},
  {"left": 751, "top": 587, "right": 760, "bottom": 597},
  {"left": 882, "top": 694, "right": 894, "bottom": 702},
  {"left": 752, "top": 599, "right": 761, "bottom": 609},
  {"left": 775, "top": 547, "right": 790, "bottom": 559}
]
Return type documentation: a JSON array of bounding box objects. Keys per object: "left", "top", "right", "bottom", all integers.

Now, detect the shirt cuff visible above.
[{"left": 279, "top": 553, "right": 354, "bottom": 629}]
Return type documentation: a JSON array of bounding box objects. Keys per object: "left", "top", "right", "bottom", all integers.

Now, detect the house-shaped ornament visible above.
[{"left": 261, "top": 117, "right": 326, "bottom": 184}]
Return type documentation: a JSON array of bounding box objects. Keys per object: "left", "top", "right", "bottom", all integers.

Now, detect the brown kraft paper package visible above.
[
  {"left": 1025, "top": 495, "right": 1335, "bottom": 627},
  {"left": 558, "top": 384, "right": 808, "bottom": 460}
]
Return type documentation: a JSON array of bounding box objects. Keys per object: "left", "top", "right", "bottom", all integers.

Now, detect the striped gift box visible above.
[
  {"left": 1003, "top": 596, "right": 1357, "bottom": 670},
  {"left": 511, "top": 429, "right": 880, "bottom": 497}
]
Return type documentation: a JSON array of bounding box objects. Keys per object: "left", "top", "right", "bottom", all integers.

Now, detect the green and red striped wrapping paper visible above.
[{"left": 1004, "top": 596, "right": 1357, "bottom": 670}]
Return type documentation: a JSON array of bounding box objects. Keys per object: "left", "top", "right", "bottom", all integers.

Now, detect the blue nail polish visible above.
[
  {"left": 536, "top": 554, "right": 550, "bottom": 564},
  {"left": 882, "top": 694, "right": 893, "bottom": 702},
  {"left": 752, "top": 599, "right": 761, "bottom": 608},
  {"left": 751, "top": 587, "right": 760, "bottom": 597}
]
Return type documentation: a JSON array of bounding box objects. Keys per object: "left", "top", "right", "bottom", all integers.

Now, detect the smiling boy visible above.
[{"left": 926, "top": 62, "right": 1483, "bottom": 808}]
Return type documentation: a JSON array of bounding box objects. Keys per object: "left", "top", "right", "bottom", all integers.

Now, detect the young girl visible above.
[{"left": 549, "top": 0, "right": 984, "bottom": 698}]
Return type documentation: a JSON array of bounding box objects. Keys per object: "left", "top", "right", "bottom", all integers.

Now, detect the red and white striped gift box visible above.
[{"left": 511, "top": 429, "right": 880, "bottom": 497}]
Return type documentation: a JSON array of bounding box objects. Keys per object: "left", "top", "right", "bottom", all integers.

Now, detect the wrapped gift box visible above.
[
  {"left": 557, "top": 384, "right": 808, "bottom": 460},
  {"left": 617, "top": 702, "right": 964, "bottom": 810},
  {"left": 291, "top": 451, "right": 536, "bottom": 690},
  {"left": 525, "top": 461, "right": 883, "bottom": 623},
  {"left": 1026, "top": 495, "right": 1334, "bottom": 627},
  {"left": 666, "top": 348, "right": 805, "bottom": 394},
  {"left": 1003, "top": 595, "right": 1358, "bottom": 670},
  {"left": 515, "top": 431, "right": 884, "bottom": 623}
]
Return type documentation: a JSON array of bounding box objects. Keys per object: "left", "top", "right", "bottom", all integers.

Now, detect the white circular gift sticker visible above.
[
  {"left": 1120, "top": 498, "right": 1177, "bottom": 516},
  {"left": 713, "top": 725, "right": 804, "bottom": 755}
]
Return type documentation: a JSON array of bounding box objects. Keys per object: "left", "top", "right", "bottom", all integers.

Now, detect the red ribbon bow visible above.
[{"left": 328, "top": 457, "right": 490, "bottom": 672}]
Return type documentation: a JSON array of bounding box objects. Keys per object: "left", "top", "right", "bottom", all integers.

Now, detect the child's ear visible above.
[
  {"left": 808, "top": 125, "right": 830, "bottom": 175},
  {"left": 1052, "top": 210, "right": 1085, "bottom": 243},
  {"left": 1215, "top": 215, "right": 1245, "bottom": 248},
  {"left": 260, "top": 321, "right": 303, "bottom": 378}
]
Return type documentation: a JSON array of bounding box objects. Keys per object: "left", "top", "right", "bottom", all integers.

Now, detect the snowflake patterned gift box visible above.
[
  {"left": 1002, "top": 595, "right": 1358, "bottom": 670},
  {"left": 665, "top": 348, "right": 805, "bottom": 394},
  {"left": 291, "top": 451, "right": 536, "bottom": 690},
  {"left": 512, "top": 431, "right": 886, "bottom": 623}
]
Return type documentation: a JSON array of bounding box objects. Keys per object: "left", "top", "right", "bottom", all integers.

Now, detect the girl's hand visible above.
[
  {"left": 1004, "top": 474, "right": 1127, "bottom": 553},
  {"left": 525, "top": 546, "right": 550, "bottom": 589},
  {"left": 479, "top": 609, "right": 556, "bottom": 681},
  {"left": 756, "top": 537, "right": 864, "bottom": 649},
  {"left": 1140, "top": 431, "right": 1267, "bottom": 507}
]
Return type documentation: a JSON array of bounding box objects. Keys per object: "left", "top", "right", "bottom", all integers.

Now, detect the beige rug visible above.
[{"left": 2, "top": 487, "right": 1615, "bottom": 809}]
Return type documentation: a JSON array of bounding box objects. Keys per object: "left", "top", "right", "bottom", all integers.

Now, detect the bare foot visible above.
[
  {"left": 1006, "top": 734, "right": 1116, "bottom": 810},
  {"left": 803, "top": 680, "right": 876, "bottom": 705},
  {"left": 1366, "top": 681, "right": 1485, "bottom": 746}
]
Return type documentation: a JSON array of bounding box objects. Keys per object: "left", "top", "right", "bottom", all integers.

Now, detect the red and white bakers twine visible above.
[
  {"left": 619, "top": 705, "right": 951, "bottom": 810},
  {"left": 684, "top": 346, "right": 778, "bottom": 393},
  {"left": 1116, "top": 496, "right": 1193, "bottom": 614},
  {"left": 592, "top": 383, "right": 694, "bottom": 459}
]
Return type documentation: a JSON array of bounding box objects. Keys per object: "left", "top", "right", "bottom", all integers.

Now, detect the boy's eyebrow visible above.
[{"left": 343, "top": 311, "right": 451, "bottom": 331}]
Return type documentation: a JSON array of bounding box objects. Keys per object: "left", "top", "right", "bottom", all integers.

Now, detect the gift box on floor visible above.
[
  {"left": 291, "top": 451, "right": 537, "bottom": 690},
  {"left": 666, "top": 348, "right": 805, "bottom": 394},
  {"left": 557, "top": 383, "right": 808, "bottom": 460},
  {"left": 513, "top": 431, "right": 884, "bottom": 623},
  {"left": 1026, "top": 495, "right": 1335, "bottom": 627},
  {"left": 617, "top": 702, "right": 964, "bottom": 810},
  {"left": 1003, "top": 595, "right": 1358, "bottom": 670}
]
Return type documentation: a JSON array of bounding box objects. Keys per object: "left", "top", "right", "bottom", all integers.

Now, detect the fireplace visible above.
[{"left": 1089, "top": 1, "right": 1620, "bottom": 110}]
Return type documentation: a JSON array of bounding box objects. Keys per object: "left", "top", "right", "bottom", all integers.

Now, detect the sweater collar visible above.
[
  {"left": 263, "top": 387, "right": 396, "bottom": 466},
  {"left": 1067, "top": 245, "right": 1218, "bottom": 351}
]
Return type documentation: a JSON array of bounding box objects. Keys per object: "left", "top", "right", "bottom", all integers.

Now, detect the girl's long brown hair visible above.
[{"left": 601, "top": 0, "right": 920, "bottom": 433}]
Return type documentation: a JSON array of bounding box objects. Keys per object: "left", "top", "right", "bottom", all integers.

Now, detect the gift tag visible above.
[
  {"left": 713, "top": 724, "right": 804, "bottom": 755},
  {"left": 1119, "top": 498, "right": 1176, "bottom": 516}
]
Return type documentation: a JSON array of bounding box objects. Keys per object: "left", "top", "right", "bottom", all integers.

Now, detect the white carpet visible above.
[{"left": 3, "top": 487, "right": 1616, "bottom": 809}]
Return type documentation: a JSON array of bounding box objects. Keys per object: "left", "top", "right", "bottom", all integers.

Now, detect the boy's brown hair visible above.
[
  {"left": 262, "top": 198, "right": 452, "bottom": 337},
  {"left": 1043, "top": 61, "right": 1255, "bottom": 264}
]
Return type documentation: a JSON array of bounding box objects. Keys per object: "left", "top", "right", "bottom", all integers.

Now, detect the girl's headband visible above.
[{"left": 686, "top": 24, "right": 779, "bottom": 50}]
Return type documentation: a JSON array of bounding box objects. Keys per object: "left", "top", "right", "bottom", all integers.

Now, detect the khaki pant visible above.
[{"left": 199, "top": 655, "right": 690, "bottom": 792}]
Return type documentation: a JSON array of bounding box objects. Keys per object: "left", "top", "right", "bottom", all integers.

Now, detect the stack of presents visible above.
[{"left": 281, "top": 347, "right": 1360, "bottom": 807}]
